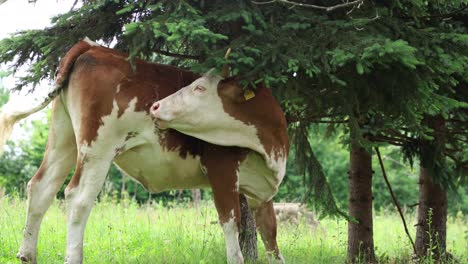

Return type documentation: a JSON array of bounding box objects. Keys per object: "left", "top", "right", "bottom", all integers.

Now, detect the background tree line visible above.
[
  {"left": 0, "top": 104, "right": 465, "bottom": 215},
  {"left": 0, "top": 0, "right": 466, "bottom": 263}
]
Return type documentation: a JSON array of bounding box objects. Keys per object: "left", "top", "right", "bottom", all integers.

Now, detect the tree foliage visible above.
[{"left": 0, "top": 0, "right": 466, "bottom": 218}]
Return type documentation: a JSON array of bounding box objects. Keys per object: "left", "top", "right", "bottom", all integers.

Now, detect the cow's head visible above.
[
  {"left": 151, "top": 70, "right": 220, "bottom": 129},
  {"left": 150, "top": 70, "right": 263, "bottom": 151}
]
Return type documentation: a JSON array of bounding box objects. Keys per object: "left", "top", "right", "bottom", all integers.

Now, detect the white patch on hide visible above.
[
  {"left": 222, "top": 211, "right": 243, "bottom": 264},
  {"left": 266, "top": 151, "right": 287, "bottom": 184}
]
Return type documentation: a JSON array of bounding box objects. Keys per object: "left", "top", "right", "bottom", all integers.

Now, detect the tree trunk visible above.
[
  {"left": 191, "top": 189, "right": 201, "bottom": 207},
  {"left": 238, "top": 194, "right": 258, "bottom": 262},
  {"left": 121, "top": 173, "right": 127, "bottom": 199},
  {"left": 415, "top": 167, "right": 448, "bottom": 258},
  {"left": 415, "top": 115, "right": 448, "bottom": 259},
  {"left": 347, "top": 142, "right": 376, "bottom": 263}
]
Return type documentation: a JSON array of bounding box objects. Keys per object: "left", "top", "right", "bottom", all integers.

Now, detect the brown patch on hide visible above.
[
  {"left": 125, "top": 131, "right": 138, "bottom": 141},
  {"left": 55, "top": 40, "right": 93, "bottom": 87},
  {"left": 217, "top": 80, "right": 289, "bottom": 158},
  {"left": 66, "top": 160, "right": 83, "bottom": 191},
  {"left": 254, "top": 201, "right": 282, "bottom": 260},
  {"left": 201, "top": 144, "right": 248, "bottom": 225},
  {"left": 159, "top": 129, "right": 204, "bottom": 159}
]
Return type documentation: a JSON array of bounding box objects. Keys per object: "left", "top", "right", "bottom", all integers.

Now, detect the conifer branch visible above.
[
  {"left": 252, "top": 0, "right": 365, "bottom": 12},
  {"left": 311, "top": 119, "right": 348, "bottom": 124},
  {"left": 444, "top": 149, "right": 467, "bottom": 169},
  {"left": 446, "top": 129, "right": 468, "bottom": 135},
  {"left": 387, "top": 129, "right": 412, "bottom": 140},
  {"left": 285, "top": 113, "right": 345, "bottom": 124},
  {"left": 153, "top": 49, "right": 201, "bottom": 60},
  {"left": 446, "top": 118, "right": 467, "bottom": 124},
  {"left": 399, "top": 6, "right": 468, "bottom": 20},
  {"left": 286, "top": 116, "right": 348, "bottom": 124},
  {"left": 375, "top": 147, "right": 417, "bottom": 255},
  {"left": 70, "top": 0, "right": 79, "bottom": 12},
  {"left": 367, "top": 135, "right": 406, "bottom": 146}
]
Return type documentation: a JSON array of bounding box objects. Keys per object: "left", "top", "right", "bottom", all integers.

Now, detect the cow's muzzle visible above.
[
  {"left": 150, "top": 102, "right": 160, "bottom": 113},
  {"left": 150, "top": 102, "right": 169, "bottom": 129}
]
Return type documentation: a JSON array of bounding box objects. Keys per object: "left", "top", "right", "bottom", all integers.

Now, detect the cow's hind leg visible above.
[
  {"left": 202, "top": 145, "right": 246, "bottom": 264},
  {"left": 17, "top": 99, "right": 77, "bottom": 264},
  {"left": 64, "top": 153, "right": 113, "bottom": 264},
  {"left": 251, "top": 200, "right": 284, "bottom": 264}
]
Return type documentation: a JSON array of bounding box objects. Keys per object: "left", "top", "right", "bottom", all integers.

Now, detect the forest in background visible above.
[{"left": 0, "top": 87, "right": 465, "bottom": 215}]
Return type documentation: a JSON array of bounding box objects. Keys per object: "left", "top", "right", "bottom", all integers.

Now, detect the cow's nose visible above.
[{"left": 150, "top": 102, "right": 160, "bottom": 114}]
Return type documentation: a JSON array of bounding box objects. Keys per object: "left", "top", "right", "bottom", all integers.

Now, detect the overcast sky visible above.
[
  {"left": 0, "top": 0, "right": 75, "bottom": 138},
  {"left": 0, "top": 0, "right": 74, "bottom": 87},
  {"left": 0, "top": 0, "right": 73, "bottom": 38}
]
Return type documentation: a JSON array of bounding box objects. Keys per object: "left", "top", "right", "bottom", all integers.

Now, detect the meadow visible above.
[{"left": 0, "top": 196, "right": 466, "bottom": 264}]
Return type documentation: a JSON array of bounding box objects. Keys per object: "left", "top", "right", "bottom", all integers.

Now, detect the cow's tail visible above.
[{"left": 0, "top": 37, "right": 97, "bottom": 155}]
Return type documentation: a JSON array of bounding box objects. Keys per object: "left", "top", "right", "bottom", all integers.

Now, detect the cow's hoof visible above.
[
  {"left": 267, "top": 253, "right": 285, "bottom": 264},
  {"left": 65, "top": 255, "right": 83, "bottom": 264},
  {"left": 16, "top": 252, "right": 36, "bottom": 264}
]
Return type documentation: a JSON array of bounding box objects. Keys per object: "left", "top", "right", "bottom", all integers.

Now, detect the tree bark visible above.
[
  {"left": 415, "top": 115, "right": 448, "bottom": 259},
  {"left": 121, "top": 173, "right": 127, "bottom": 198},
  {"left": 238, "top": 194, "right": 258, "bottom": 262},
  {"left": 191, "top": 189, "right": 201, "bottom": 207},
  {"left": 347, "top": 142, "right": 376, "bottom": 263},
  {"left": 415, "top": 167, "right": 448, "bottom": 258}
]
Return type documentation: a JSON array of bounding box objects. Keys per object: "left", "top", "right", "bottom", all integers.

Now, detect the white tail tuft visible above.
[
  {"left": 0, "top": 38, "right": 94, "bottom": 155},
  {"left": 0, "top": 93, "right": 58, "bottom": 155},
  {"left": 0, "top": 112, "right": 16, "bottom": 155}
]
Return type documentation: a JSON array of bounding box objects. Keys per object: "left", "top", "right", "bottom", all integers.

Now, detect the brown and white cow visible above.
[{"left": 0, "top": 38, "right": 289, "bottom": 264}]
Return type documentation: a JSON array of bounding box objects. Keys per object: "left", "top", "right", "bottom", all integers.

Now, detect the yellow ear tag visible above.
[{"left": 244, "top": 89, "right": 255, "bottom": 100}]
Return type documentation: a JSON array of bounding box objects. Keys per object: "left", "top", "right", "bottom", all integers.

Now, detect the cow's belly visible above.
[{"left": 114, "top": 143, "right": 209, "bottom": 193}]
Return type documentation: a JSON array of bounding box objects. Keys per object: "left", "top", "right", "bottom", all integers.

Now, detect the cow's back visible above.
[{"left": 67, "top": 46, "right": 198, "bottom": 123}]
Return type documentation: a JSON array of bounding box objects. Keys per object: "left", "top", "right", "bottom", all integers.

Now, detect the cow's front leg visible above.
[
  {"left": 202, "top": 145, "right": 247, "bottom": 264},
  {"left": 64, "top": 156, "right": 112, "bottom": 264}
]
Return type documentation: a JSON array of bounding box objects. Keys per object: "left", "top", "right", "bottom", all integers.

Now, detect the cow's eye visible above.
[{"left": 193, "top": 85, "right": 206, "bottom": 93}]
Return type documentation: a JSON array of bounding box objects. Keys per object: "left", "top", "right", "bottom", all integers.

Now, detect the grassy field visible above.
[{"left": 0, "top": 196, "right": 466, "bottom": 264}]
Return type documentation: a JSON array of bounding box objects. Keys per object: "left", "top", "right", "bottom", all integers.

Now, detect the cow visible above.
[
  {"left": 273, "top": 203, "right": 319, "bottom": 227},
  {"left": 0, "top": 38, "right": 289, "bottom": 264}
]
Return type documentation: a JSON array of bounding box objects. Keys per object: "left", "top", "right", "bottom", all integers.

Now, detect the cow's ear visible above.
[{"left": 218, "top": 79, "right": 245, "bottom": 103}]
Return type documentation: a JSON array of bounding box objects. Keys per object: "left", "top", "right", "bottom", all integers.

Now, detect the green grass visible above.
[{"left": 0, "top": 196, "right": 466, "bottom": 264}]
